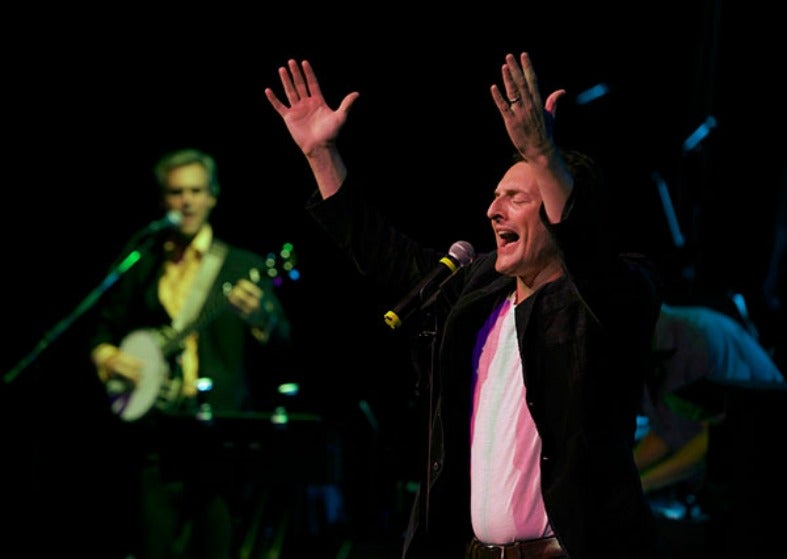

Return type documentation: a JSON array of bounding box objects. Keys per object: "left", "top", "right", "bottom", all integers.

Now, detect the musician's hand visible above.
[
  {"left": 103, "top": 349, "right": 143, "bottom": 385},
  {"left": 227, "top": 278, "right": 263, "bottom": 319}
]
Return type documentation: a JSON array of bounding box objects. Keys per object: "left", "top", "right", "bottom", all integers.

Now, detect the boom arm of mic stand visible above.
[{"left": 3, "top": 235, "right": 157, "bottom": 385}]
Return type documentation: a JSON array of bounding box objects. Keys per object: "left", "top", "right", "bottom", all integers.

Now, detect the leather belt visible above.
[{"left": 466, "top": 536, "right": 567, "bottom": 559}]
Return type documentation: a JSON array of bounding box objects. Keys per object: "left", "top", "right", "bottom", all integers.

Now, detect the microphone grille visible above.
[
  {"left": 448, "top": 240, "right": 475, "bottom": 266},
  {"left": 166, "top": 210, "right": 183, "bottom": 226}
]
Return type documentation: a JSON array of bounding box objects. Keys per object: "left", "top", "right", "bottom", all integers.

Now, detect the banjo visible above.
[
  {"left": 108, "top": 272, "right": 247, "bottom": 421},
  {"left": 107, "top": 243, "right": 296, "bottom": 422}
]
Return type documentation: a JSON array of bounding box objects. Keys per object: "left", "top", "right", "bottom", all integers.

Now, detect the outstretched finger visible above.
[
  {"left": 288, "top": 59, "right": 309, "bottom": 100},
  {"left": 505, "top": 53, "right": 526, "bottom": 99},
  {"left": 264, "top": 87, "right": 287, "bottom": 114},
  {"left": 337, "top": 91, "right": 361, "bottom": 115},
  {"left": 490, "top": 83, "right": 512, "bottom": 113},
  {"left": 544, "top": 89, "right": 567, "bottom": 116},
  {"left": 279, "top": 63, "right": 299, "bottom": 103},
  {"left": 519, "top": 52, "right": 543, "bottom": 109},
  {"left": 301, "top": 60, "right": 322, "bottom": 100},
  {"left": 502, "top": 54, "right": 525, "bottom": 104}
]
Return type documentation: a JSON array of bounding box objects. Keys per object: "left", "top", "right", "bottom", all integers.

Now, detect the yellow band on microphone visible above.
[
  {"left": 439, "top": 256, "right": 458, "bottom": 272},
  {"left": 383, "top": 310, "right": 402, "bottom": 329},
  {"left": 383, "top": 255, "right": 458, "bottom": 330}
]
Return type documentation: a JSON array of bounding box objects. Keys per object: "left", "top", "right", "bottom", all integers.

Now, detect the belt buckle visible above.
[{"left": 481, "top": 542, "right": 507, "bottom": 559}]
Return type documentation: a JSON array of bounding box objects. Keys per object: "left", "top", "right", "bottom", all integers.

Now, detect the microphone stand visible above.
[
  {"left": 407, "top": 308, "right": 440, "bottom": 533},
  {"left": 3, "top": 229, "right": 159, "bottom": 386}
]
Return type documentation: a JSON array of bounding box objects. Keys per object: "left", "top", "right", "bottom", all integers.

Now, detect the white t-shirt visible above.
[{"left": 470, "top": 293, "right": 553, "bottom": 544}]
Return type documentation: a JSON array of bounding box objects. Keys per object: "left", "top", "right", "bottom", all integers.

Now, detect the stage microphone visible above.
[
  {"left": 384, "top": 240, "right": 475, "bottom": 330},
  {"left": 145, "top": 210, "right": 183, "bottom": 233}
]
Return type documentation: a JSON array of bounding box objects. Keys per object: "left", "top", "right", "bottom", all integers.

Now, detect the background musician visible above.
[{"left": 87, "top": 147, "right": 293, "bottom": 559}]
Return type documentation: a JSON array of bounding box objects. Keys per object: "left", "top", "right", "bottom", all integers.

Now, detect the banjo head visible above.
[{"left": 112, "top": 329, "right": 171, "bottom": 421}]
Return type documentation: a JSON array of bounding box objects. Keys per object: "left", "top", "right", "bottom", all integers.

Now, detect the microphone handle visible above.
[{"left": 384, "top": 256, "right": 458, "bottom": 330}]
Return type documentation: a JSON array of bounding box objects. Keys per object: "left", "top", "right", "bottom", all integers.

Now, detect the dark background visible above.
[{"left": 2, "top": 3, "right": 785, "bottom": 556}]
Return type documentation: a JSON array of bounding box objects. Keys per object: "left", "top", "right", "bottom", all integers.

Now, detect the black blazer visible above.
[
  {"left": 88, "top": 235, "right": 291, "bottom": 415},
  {"left": 307, "top": 175, "right": 665, "bottom": 559}
]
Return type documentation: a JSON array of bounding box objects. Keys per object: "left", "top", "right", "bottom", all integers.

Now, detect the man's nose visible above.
[{"left": 487, "top": 199, "right": 501, "bottom": 220}]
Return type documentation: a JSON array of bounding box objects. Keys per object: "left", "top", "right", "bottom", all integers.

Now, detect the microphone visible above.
[
  {"left": 383, "top": 240, "right": 475, "bottom": 330},
  {"left": 103, "top": 210, "right": 184, "bottom": 285},
  {"left": 144, "top": 210, "right": 183, "bottom": 233}
]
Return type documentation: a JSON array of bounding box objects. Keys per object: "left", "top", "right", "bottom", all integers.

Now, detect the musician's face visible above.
[
  {"left": 162, "top": 163, "right": 217, "bottom": 236},
  {"left": 487, "top": 161, "right": 560, "bottom": 281}
]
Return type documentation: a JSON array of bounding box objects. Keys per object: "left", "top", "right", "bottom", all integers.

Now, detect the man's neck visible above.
[{"left": 515, "top": 261, "right": 564, "bottom": 304}]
